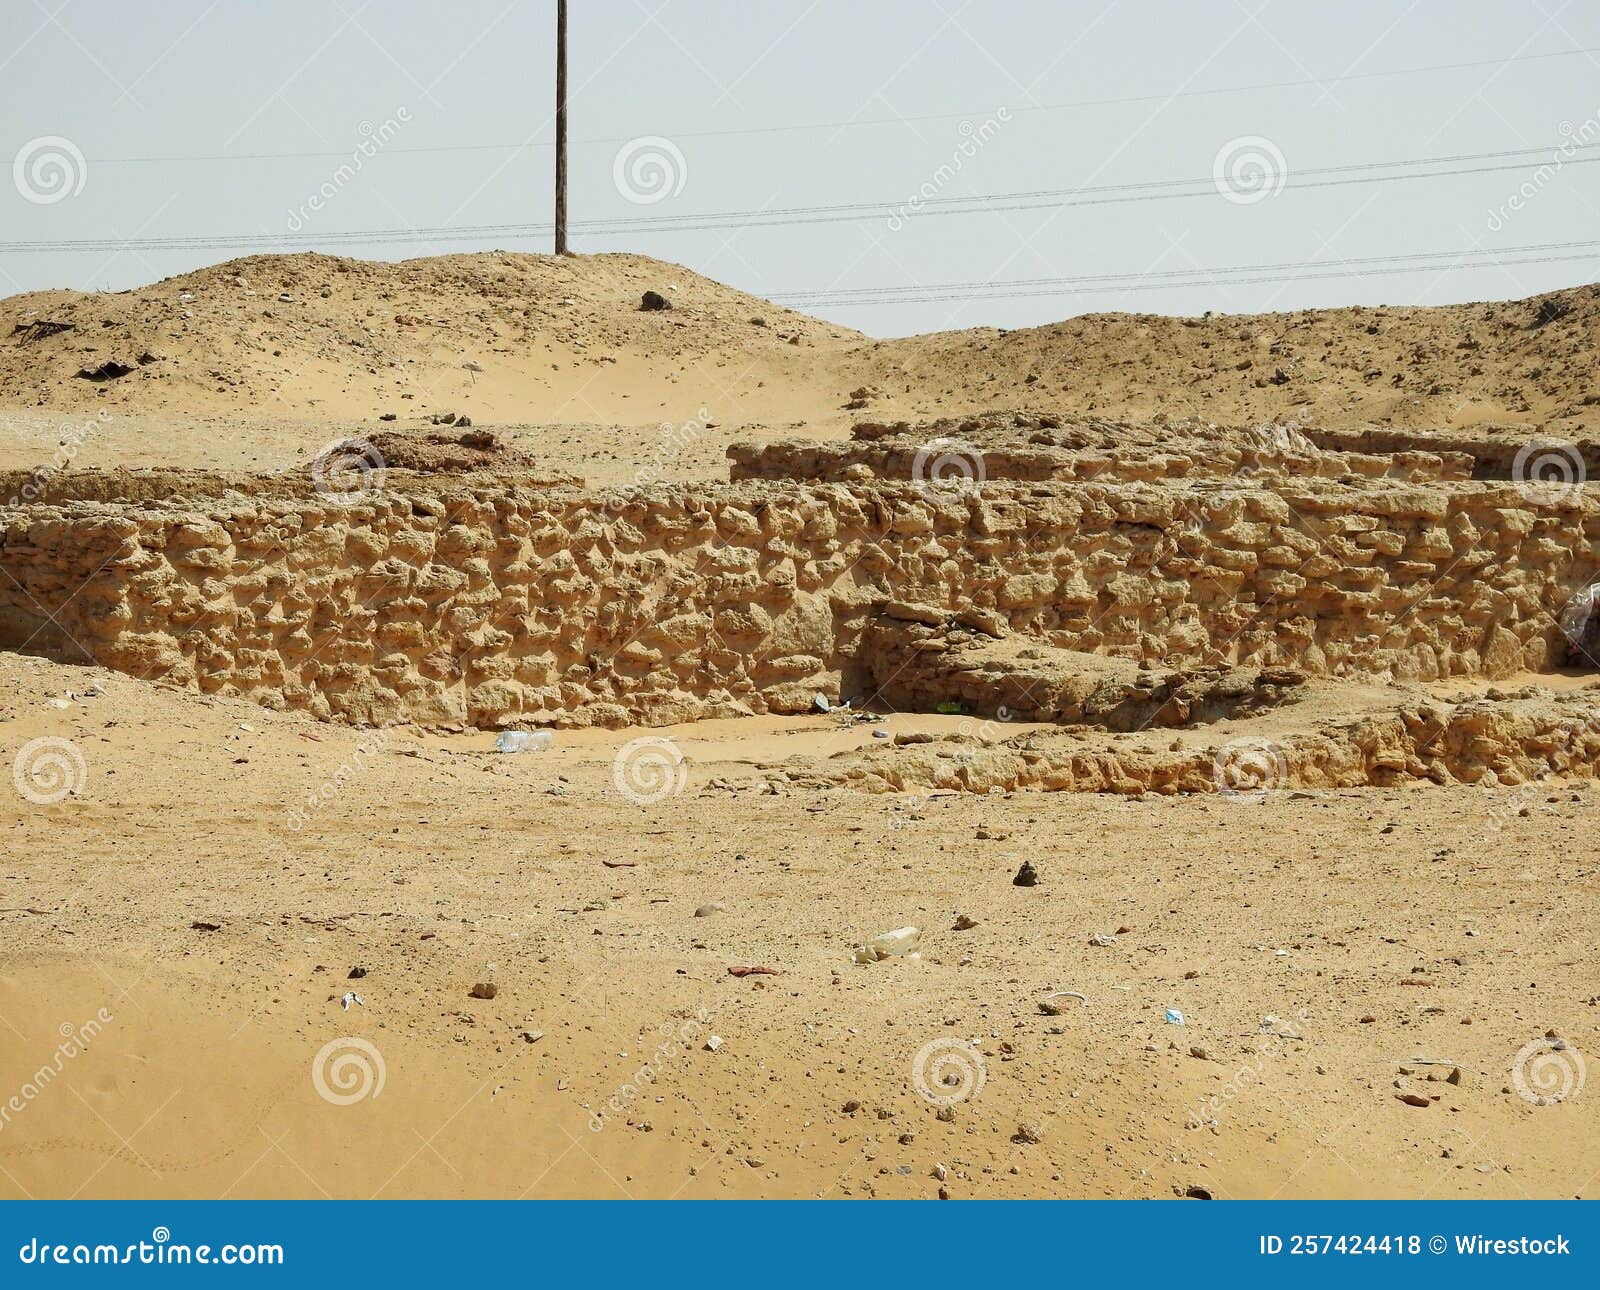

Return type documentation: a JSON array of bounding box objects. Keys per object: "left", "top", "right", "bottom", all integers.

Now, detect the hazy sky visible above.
[{"left": 3, "top": 0, "right": 1599, "bottom": 335}]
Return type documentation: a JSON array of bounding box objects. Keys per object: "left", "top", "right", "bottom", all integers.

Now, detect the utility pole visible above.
[{"left": 554, "top": 0, "right": 570, "bottom": 255}]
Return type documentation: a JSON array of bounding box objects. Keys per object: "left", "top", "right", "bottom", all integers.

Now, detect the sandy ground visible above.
[
  {"left": 2, "top": 253, "right": 1598, "bottom": 1200},
  {"left": 1, "top": 656, "right": 1596, "bottom": 1200}
]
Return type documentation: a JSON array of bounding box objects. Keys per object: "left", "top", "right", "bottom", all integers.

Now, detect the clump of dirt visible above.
[{"left": 364, "top": 428, "right": 538, "bottom": 473}]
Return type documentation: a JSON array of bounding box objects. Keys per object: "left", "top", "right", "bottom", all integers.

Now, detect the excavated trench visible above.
[{"left": 3, "top": 417, "right": 1599, "bottom": 798}]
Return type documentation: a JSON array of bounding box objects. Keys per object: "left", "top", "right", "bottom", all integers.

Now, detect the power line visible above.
[
  {"left": 775, "top": 249, "right": 1600, "bottom": 308},
  {"left": 773, "top": 238, "right": 1600, "bottom": 305},
  {"left": 4, "top": 141, "right": 1595, "bottom": 254},
  {"left": 79, "top": 45, "right": 1600, "bottom": 166}
]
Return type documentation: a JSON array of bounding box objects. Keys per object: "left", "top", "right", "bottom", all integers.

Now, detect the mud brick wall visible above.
[{"left": 0, "top": 480, "right": 1595, "bottom": 728}]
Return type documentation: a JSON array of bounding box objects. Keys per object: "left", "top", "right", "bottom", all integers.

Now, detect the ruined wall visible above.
[{"left": 0, "top": 478, "right": 1595, "bottom": 728}]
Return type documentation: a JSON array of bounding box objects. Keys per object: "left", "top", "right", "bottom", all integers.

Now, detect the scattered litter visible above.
[
  {"left": 1165, "top": 1008, "right": 1186, "bottom": 1025},
  {"left": 812, "top": 693, "right": 831, "bottom": 713},
  {"left": 340, "top": 992, "right": 363, "bottom": 1010},
  {"left": 728, "top": 965, "right": 780, "bottom": 977},
  {"left": 1040, "top": 991, "right": 1087, "bottom": 1015},
  {"left": 495, "top": 730, "right": 553, "bottom": 754},
  {"left": 852, "top": 925, "right": 923, "bottom": 964},
  {"left": 1088, "top": 932, "right": 1117, "bottom": 947},
  {"left": 936, "top": 701, "right": 965, "bottom": 715}
]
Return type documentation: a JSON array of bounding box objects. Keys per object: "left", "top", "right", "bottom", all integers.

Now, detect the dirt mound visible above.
[
  {"left": 0, "top": 251, "right": 854, "bottom": 423},
  {"left": 363, "top": 427, "right": 537, "bottom": 473},
  {"left": 2, "top": 254, "right": 1596, "bottom": 437},
  {"left": 859, "top": 284, "right": 1600, "bottom": 435}
]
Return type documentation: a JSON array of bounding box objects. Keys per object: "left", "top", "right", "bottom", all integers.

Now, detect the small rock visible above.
[
  {"left": 640, "top": 290, "right": 672, "bottom": 312},
  {"left": 694, "top": 903, "right": 723, "bottom": 918},
  {"left": 704, "top": 1035, "right": 724, "bottom": 1052},
  {"left": 952, "top": 913, "right": 977, "bottom": 931},
  {"left": 1012, "top": 860, "right": 1039, "bottom": 887},
  {"left": 1012, "top": 1122, "right": 1042, "bottom": 1145},
  {"left": 347, "top": 966, "right": 368, "bottom": 979},
  {"left": 469, "top": 982, "right": 498, "bottom": 1000}
]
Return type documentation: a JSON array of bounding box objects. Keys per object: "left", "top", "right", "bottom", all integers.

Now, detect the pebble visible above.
[{"left": 1012, "top": 860, "right": 1039, "bottom": 887}]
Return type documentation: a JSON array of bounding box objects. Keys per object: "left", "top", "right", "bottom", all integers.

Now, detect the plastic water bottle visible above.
[
  {"left": 495, "top": 730, "right": 553, "bottom": 754},
  {"left": 852, "top": 926, "right": 924, "bottom": 964}
]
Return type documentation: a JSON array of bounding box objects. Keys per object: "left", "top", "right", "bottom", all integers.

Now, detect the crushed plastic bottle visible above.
[
  {"left": 495, "top": 730, "right": 554, "bottom": 754},
  {"left": 852, "top": 926, "right": 924, "bottom": 964}
]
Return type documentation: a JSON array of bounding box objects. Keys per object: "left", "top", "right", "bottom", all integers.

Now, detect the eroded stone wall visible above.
[{"left": 1, "top": 478, "right": 1594, "bottom": 728}]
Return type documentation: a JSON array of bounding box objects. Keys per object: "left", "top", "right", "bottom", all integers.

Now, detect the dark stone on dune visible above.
[{"left": 640, "top": 290, "right": 672, "bottom": 312}]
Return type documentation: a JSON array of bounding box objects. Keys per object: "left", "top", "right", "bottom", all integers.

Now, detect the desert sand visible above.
[{"left": 0, "top": 253, "right": 1595, "bottom": 1199}]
